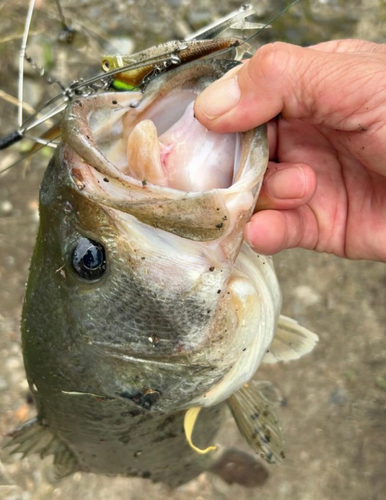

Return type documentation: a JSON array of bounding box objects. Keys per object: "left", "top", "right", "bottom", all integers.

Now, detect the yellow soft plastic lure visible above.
[{"left": 184, "top": 407, "right": 217, "bottom": 454}]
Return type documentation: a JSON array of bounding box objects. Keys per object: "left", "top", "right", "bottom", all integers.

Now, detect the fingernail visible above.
[
  {"left": 196, "top": 75, "right": 241, "bottom": 120},
  {"left": 266, "top": 167, "right": 305, "bottom": 199}
]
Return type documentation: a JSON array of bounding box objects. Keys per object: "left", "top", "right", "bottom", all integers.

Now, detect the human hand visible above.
[{"left": 195, "top": 40, "right": 386, "bottom": 262}]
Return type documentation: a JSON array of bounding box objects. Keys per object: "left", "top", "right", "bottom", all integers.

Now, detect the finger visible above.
[
  {"left": 194, "top": 41, "right": 386, "bottom": 133},
  {"left": 244, "top": 207, "right": 318, "bottom": 255},
  {"left": 310, "top": 39, "right": 386, "bottom": 55},
  {"left": 267, "top": 120, "right": 278, "bottom": 160},
  {"left": 257, "top": 162, "right": 317, "bottom": 210}
]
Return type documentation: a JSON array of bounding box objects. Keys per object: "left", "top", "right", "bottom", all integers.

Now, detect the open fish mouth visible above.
[
  {"left": 61, "top": 59, "right": 268, "bottom": 242},
  {"left": 96, "top": 88, "right": 239, "bottom": 193},
  {"left": 66, "top": 61, "right": 240, "bottom": 194}
]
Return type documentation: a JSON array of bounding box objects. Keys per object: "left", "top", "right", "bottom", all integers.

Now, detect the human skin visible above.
[{"left": 194, "top": 40, "right": 386, "bottom": 262}]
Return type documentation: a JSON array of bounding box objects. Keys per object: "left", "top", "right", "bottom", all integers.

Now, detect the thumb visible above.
[{"left": 194, "top": 41, "right": 382, "bottom": 133}]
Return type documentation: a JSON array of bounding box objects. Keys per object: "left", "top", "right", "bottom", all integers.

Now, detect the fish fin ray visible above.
[
  {"left": 263, "top": 314, "right": 319, "bottom": 364},
  {"left": 250, "top": 381, "right": 285, "bottom": 408},
  {"left": 5, "top": 417, "right": 79, "bottom": 475},
  {"left": 227, "top": 381, "right": 285, "bottom": 464},
  {"left": 4, "top": 417, "right": 41, "bottom": 447},
  {"left": 54, "top": 447, "right": 79, "bottom": 479}
]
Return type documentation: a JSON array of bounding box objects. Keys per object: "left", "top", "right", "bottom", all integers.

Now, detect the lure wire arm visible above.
[{"left": 0, "top": 53, "right": 180, "bottom": 150}]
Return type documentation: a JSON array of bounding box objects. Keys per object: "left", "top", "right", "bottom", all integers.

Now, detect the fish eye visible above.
[
  {"left": 102, "top": 60, "right": 110, "bottom": 71},
  {"left": 72, "top": 238, "right": 106, "bottom": 281}
]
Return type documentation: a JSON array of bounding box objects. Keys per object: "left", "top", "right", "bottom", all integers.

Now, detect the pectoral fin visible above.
[
  {"left": 5, "top": 417, "right": 79, "bottom": 478},
  {"left": 262, "top": 314, "right": 319, "bottom": 364},
  {"left": 227, "top": 381, "right": 285, "bottom": 464}
]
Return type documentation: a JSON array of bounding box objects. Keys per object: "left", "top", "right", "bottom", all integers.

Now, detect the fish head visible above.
[{"left": 24, "top": 59, "right": 275, "bottom": 414}]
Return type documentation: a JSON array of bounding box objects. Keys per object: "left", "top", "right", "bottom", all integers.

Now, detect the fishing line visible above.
[
  {"left": 204, "top": 0, "right": 301, "bottom": 62},
  {"left": 242, "top": 0, "right": 301, "bottom": 46},
  {"left": 0, "top": 135, "right": 61, "bottom": 175},
  {"left": 18, "top": 0, "right": 36, "bottom": 128}
]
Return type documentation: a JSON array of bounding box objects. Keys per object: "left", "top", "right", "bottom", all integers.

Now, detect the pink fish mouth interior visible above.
[{"left": 95, "top": 90, "right": 240, "bottom": 193}]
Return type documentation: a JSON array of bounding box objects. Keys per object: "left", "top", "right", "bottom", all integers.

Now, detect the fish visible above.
[{"left": 5, "top": 54, "right": 318, "bottom": 487}]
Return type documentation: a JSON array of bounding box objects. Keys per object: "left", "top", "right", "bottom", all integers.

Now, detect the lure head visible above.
[{"left": 101, "top": 55, "right": 124, "bottom": 73}]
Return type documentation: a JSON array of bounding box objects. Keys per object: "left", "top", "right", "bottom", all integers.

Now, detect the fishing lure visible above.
[{"left": 0, "top": 0, "right": 300, "bottom": 165}]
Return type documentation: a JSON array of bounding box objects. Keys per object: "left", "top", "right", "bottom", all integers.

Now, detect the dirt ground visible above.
[{"left": 0, "top": 1, "right": 385, "bottom": 499}]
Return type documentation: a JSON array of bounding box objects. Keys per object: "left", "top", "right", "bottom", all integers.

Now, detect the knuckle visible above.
[{"left": 252, "top": 42, "right": 290, "bottom": 83}]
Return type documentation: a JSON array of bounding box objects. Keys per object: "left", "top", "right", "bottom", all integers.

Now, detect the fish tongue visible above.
[{"left": 126, "top": 119, "right": 168, "bottom": 186}]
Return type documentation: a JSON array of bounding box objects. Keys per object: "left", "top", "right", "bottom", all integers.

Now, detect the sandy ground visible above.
[{"left": 0, "top": 1, "right": 385, "bottom": 499}]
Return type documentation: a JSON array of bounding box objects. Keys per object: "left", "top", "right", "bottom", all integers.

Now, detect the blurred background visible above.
[{"left": 0, "top": 1, "right": 385, "bottom": 499}]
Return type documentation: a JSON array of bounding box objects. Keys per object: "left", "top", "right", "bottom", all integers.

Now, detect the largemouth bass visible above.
[{"left": 6, "top": 58, "right": 318, "bottom": 486}]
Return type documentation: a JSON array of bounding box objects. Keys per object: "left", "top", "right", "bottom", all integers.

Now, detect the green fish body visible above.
[{"left": 8, "top": 59, "right": 318, "bottom": 486}]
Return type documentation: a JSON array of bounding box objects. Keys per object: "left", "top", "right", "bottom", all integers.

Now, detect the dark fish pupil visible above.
[
  {"left": 72, "top": 238, "right": 106, "bottom": 281},
  {"left": 83, "top": 246, "right": 102, "bottom": 270}
]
